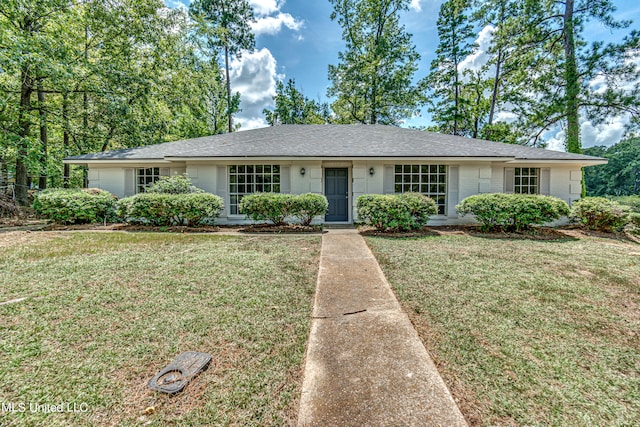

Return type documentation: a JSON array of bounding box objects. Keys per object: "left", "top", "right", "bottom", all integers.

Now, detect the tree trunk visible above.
[
  {"left": 224, "top": 43, "right": 232, "bottom": 133},
  {"left": 0, "top": 159, "right": 7, "bottom": 195},
  {"left": 563, "top": 0, "right": 584, "bottom": 194},
  {"left": 564, "top": 0, "right": 580, "bottom": 154},
  {"left": 37, "top": 80, "right": 47, "bottom": 189},
  {"left": 82, "top": 24, "right": 89, "bottom": 151},
  {"left": 15, "top": 67, "right": 33, "bottom": 205},
  {"left": 489, "top": 46, "right": 502, "bottom": 126},
  {"left": 62, "top": 92, "right": 70, "bottom": 188}
]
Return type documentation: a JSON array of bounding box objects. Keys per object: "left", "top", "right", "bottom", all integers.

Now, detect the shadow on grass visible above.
[{"left": 360, "top": 225, "right": 583, "bottom": 242}]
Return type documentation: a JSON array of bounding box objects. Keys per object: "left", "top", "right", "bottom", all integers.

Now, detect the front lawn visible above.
[
  {"left": 0, "top": 232, "right": 320, "bottom": 426},
  {"left": 366, "top": 232, "right": 640, "bottom": 426}
]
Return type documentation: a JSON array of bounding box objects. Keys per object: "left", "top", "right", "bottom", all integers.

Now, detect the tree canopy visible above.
[{"left": 327, "top": 0, "right": 425, "bottom": 125}]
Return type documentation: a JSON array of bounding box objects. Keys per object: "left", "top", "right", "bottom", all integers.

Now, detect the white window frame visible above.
[
  {"left": 228, "top": 164, "right": 281, "bottom": 215},
  {"left": 514, "top": 167, "right": 540, "bottom": 194},
  {"left": 136, "top": 167, "right": 160, "bottom": 193},
  {"left": 394, "top": 164, "right": 447, "bottom": 215}
]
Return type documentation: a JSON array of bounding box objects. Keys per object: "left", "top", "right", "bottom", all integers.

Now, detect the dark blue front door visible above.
[{"left": 325, "top": 168, "right": 349, "bottom": 221}]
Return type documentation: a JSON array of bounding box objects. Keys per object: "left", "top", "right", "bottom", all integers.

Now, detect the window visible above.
[
  {"left": 136, "top": 167, "right": 160, "bottom": 193},
  {"left": 394, "top": 164, "right": 447, "bottom": 215},
  {"left": 229, "top": 164, "right": 281, "bottom": 214},
  {"left": 514, "top": 167, "right": 539, "bottom": 194}
]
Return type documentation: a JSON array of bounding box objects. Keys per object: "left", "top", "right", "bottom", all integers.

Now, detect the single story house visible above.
[{"left": 64, "top": 124, "right": 606, "bottom": 225}]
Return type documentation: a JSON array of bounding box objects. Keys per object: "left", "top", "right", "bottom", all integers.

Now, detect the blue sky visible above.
[{"left": 169, "top": 0, "right": 640, "bottom": 150}]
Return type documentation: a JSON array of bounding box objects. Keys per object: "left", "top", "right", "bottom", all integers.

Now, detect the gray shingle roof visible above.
[{"left": 65, "top": 124, "right": 605, "bottom": 162}]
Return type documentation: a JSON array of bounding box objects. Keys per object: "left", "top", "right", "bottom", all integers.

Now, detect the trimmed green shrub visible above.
[
  {"left": 117, "top": 193, "right": 223, "bottom": 226},
  {"left": 239, "top": 193, "right": 294, "bottom": 225},
  {"left": 145, "top": 174, "right": 203, "bottom": 194},
  {"left": 570, "top": 197, "right": 629, "bottom": 232},
  {"left": 290, "top": 193, "right": 329, "bottom": 225},
  {"left": 33, "top": 188, "right": 117, "bottom": 224},
  {"left": 610, "top": 195, "right": 640, "bottom": 213},
  {"left": 456, "top": 193, "right": 570, "bottom": 232},
  {"left": 356, "top": 192, "right": 437, "bottom": 231},
  {"left": 629, "top": 212, "right": 640, "bottom": 228}
]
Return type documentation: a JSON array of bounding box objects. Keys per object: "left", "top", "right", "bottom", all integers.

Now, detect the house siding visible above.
[{"left": 85, "top": 161, "right": 586, "bottom": 226}]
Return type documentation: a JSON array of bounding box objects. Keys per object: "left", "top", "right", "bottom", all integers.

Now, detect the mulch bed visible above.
[
  {"left": 358, "top": 224, "right": 635, "bottom": 241},
  {"left": 34, "top": 223, "right": 324, "bottom": 234}
]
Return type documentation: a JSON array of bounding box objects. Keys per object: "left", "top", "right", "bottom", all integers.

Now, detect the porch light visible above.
[
  {"left": 369, "top": 167, "right": 375, "bottom": 176},
  {"left": 300, "top": 167, "right": 306, "bottom": 176}
]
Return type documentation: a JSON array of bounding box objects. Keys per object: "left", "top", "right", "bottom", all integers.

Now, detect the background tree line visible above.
[
  {"left": 0, "top": 0, "right": 251, "bottom": 205},
  {"left": 2, "top": 0, "right": 640, "bottom": 204}
]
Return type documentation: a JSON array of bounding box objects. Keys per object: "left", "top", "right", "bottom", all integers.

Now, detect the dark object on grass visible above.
[{"left": 147, "top": 351, "right": 211, "bottom": 394}]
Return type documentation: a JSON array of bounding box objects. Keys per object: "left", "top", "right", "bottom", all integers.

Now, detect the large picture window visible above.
[
  {"left": 394, "top": 164, "right": 447, "bottom": 215},
  {"left": 514, "top": 167, "right": 539, "bottom": 194},
  {"left": 229, "top": 164, "right": 281, "bottom": 214},
  {"left": 136, "top": 167, "right": 160, "bottom": 193}
]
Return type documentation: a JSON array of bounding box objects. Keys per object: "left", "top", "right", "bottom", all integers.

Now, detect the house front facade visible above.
[{"left": 64, "top": 124, "right": 606, "bottom": 225}]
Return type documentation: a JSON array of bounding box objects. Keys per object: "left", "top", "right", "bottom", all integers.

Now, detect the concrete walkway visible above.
[{"left": 297, "top": 229, "right": 467, "bottom": 426}]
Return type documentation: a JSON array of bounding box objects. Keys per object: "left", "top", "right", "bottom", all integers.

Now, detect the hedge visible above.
[
  {"left": 456, "top": 193, "right": 570, "bottom": 232},
  {"left": 117, "top": 193, "right": 223, "bottom": 226},
  {"left": 238, "top": 193, "right": 329, "bottom": 225},
  {"left": 291, "top": 193, "right": 329, "bottom": 226},
  {"left": 356, "top": 193, "right": 437, "bottom": 231},
  {"left": 33, "top": 188, "right": 117, "bottom": 224},
  {"left": 569, "top": 197, "right": 629, "bottom": 232},
  {"left": 145, "top": 174, "right": 203, "bottom": 194}
]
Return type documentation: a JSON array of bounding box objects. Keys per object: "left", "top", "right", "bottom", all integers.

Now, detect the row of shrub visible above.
[
  {"left": 239, "top": 193, "right": 328, "bottom": 225},
  {"left": 33, "top": 175, "right": 329, "bottom": 226},
  {"left": 33, "top": 174, "right": 638, "bottom": 232}
]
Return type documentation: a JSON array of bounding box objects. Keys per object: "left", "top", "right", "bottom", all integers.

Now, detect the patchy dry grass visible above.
[
  {"left": 0, "top": 231, "right": 320, "bottom": 426},
  {"left": 366, "top": 233, "right": 640, "bottom": 427}
]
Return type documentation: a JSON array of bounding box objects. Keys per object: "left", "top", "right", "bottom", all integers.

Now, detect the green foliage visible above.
[
  {"left": 238, "top": 193, "right": 328, "bottom": 225},
  {"left": 144, "top": 174, "right": 204, "bottom": 194},
  {"left": 456, "top": 193, "right": 570, "bottom": 232},
  {"left": 117, "top": 193, "right": 223, "bottom": 226},
  {"left": 190, "top": 0, "right": 255, "bottom": 132},
  {"left": 327, "top": 0, "right": 425, "bottom": 125},
  {"left": 569, "top": 197, "right": 629, "bottom": 232},
  {"left": 611, "top": 195, "right": 640, "bottom": 213},
  {"left": 33, "top": 188, "right": 117, "bottom": 224},
  {"left": 427, "top": 0, "right": 476, "bottom": 136},
  {"left": 584, "top": 139, "right": 640, "bottom": 196},
  {"left": 290, "top": 193, "right": 329, "bottom": 226},
  {"left": 356, "top": 193, "right": 437, "bottom": 231},
  {"left": 507, "top": 0, "right": 639, "bottom": 149},
  {"left": 239, "top": 193, "right": 294, "bottom": 225},
  {"left": 0, "top": 0, "right": 231, "bottom": 202},
  {"left": 263, "top": 79, "right": 331, "bottom": 125}
]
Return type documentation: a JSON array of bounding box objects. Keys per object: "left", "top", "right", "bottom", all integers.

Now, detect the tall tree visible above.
[
  {"left": 427, "top": 0, "right": 476, "bottom": 136},
  {"left": 472, "top": 0, "right": 522, "bottom": 128},
  {"left": 514, "top": 0, "right": 640, "bottom": 150},
  {"left": 263, "top": 79, "right": 331, "bottom": 126},
  {"left": 327, "top": 0, "right": 424, "bottom": 125},
  {"left": 0, "top": 0, "right": 71, "bottom": 204},
  {"left": 189, "top": 0, "right": 255, "bottom": 133}
]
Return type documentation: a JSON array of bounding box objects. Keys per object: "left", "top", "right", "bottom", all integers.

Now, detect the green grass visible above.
[
  {"left": 0, "top": 232, "right": 320, "bottom": 426},
  {"left": 366, "top": 233, "right": 640, "bottom": 427}
]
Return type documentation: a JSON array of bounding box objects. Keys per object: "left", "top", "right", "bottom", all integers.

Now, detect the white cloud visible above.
[
  {"left": 409, "top": 0, "right": 422, "bottom": 12},
  {"left": 230, "top": 48, "right": 278, "bottom": 130},
  {"left": 544, "top": 129, "right": 566, "bottom": 152},
  {"left": 541, "top": 115, "right": 629, "bottom": 152},
  {"left": 459, "top": 25, "right": 495, "bottom": 74},
  {"left": 251, "top": 12, "right": 304, "bottom": 35},
  {"left": 249, "top": 0, "right": 280, "bottom": 16}
]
